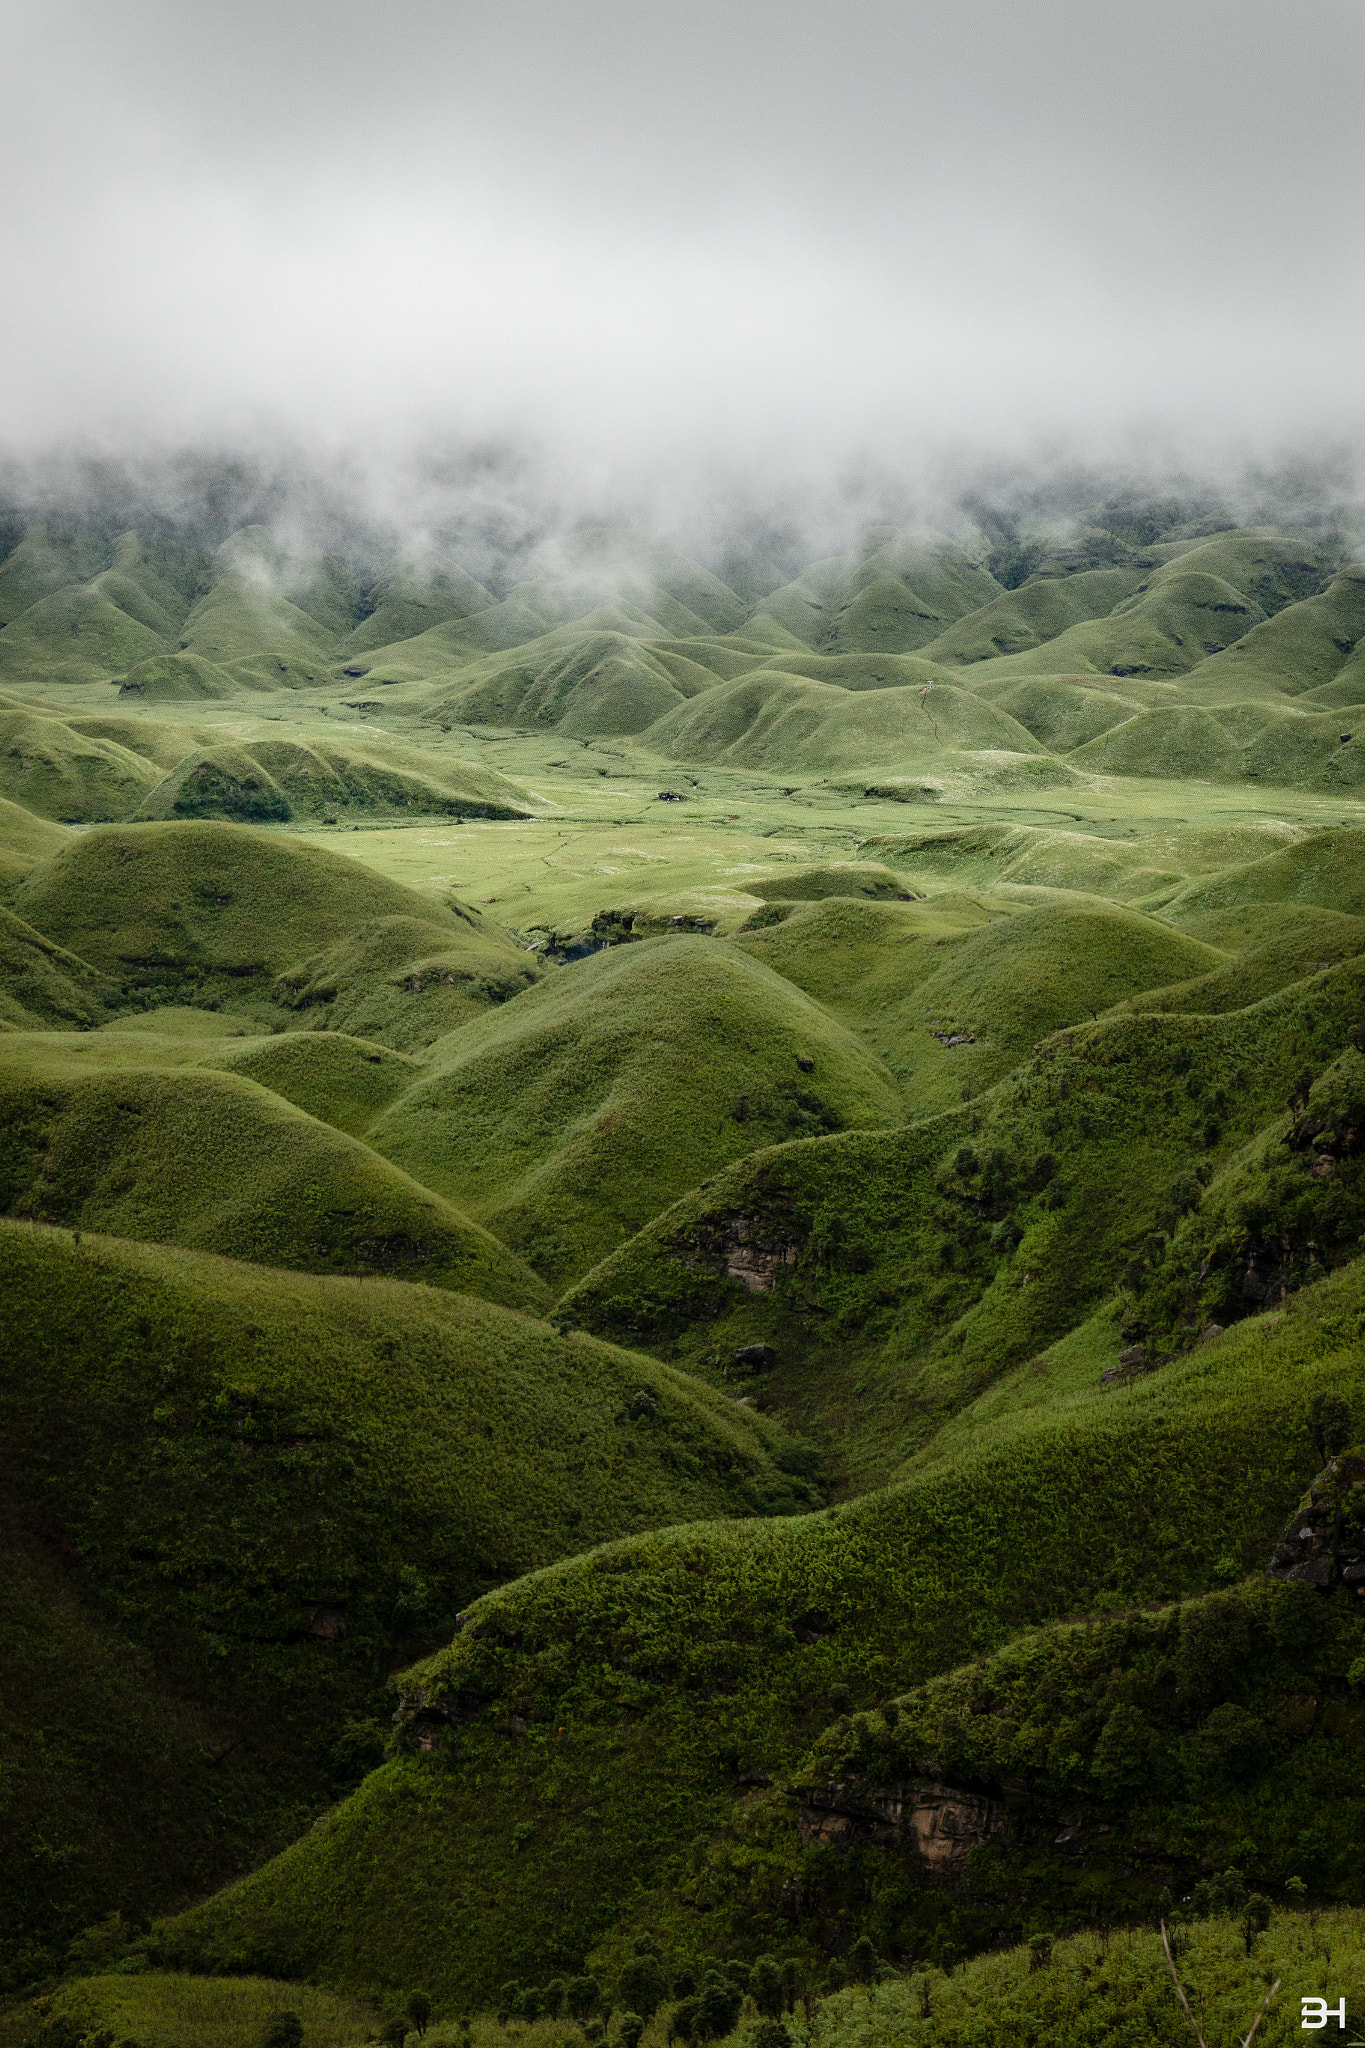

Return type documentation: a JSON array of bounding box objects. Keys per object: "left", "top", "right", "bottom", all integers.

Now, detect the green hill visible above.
[
  {"left": 127, "top": 735, "right": 537, "bottom": 825},
  {"left": 0, "top": 521, "right": 111, "bottom": 625},
  {"left": 751, "top": 529, "right": 1001, "bottom": 652},
  {"left": 418, "top": 629, "right": 709, "bottom": 736},
  {"left": 918, "top": 564, "right": 1146, "bottom": 665},
  {"left": 950, "top": 532, "right": 1326, "bottom": 684},
  {"left": 0, "top": 794, "right": 71, "bottom": 884},
  {"left": 1179, "top": 561, "right": 1365, "bottom": 699},
  {"left": 366, "top": 933, "right": 903, "bottom": 1289},
  {"left": 0, "top": 708, "right": 163, "bottom": 819},
  {"left": 0, "top": 1220, "right": 801, "bottom": 1978},
  {"left": 340, "top": 560, "right": 495, "bottom": 655},
  {"left": 0, "top": 529, "right": 205, "bottom": 684},
  {"left": 10, "top": 820, "right": 490, "bottom": 996},
  {"left": 1162, "top": 826, "right": 1365, "bottom": 924},
  {"left": 176, "top": 528, "right": 344, "bottom": 668},
  {"left": 0, "top": 1037, "right": 548, "bottom": 1308},
  {"left": 736, "top": 897, "right": 1222, "bottom": 1112},
  {"left": 644, "top": 672, "right": 1043, "bottom": 773},
  {"left": 0, "top": 906, "right": 121, "bottom": 1029},
  {"left": 156, "top": 1239, "right": 1365, "bottom": 2006},
  {"left": 114, "top": 650, "right": 243, "bottom": 700},
  {"left": 274, "top": 913, "right": 540, "bottom": 1051}
]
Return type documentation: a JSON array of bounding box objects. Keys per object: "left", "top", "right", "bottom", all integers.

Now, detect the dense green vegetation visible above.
[{"left": 6, "top": 492, "right": 1365, "bottom": 2046}]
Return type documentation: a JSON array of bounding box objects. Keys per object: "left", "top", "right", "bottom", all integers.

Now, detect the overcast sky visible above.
[{"left": 3, "top": 0, "right": 1363, "bottom": 513}]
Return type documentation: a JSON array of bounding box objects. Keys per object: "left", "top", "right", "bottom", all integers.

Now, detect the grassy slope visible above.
[
  {"left": 0, "top": 795, "right": 70, "bottom": 872},
  {"left": 0, "top": 708, "right": 163, "bottom": 820},
  {"left": 917, "top": 564, "right": 1147, "bottom": 665},
  {"left": 734, "top": 897, "right": 1222, "bottom": 1114},
  {"left": 643, "top": 673, "right": 1043, "bottom": 774},
  {"left": 157, "top": 1249, "right": 1365, "bottom": 2004},
  {"left": 274, "top": 912, "right": 542, "bottom": 1051},
  {"left": 949, "top": 532, "right": 1326, "bottom": 685},
  {"left": 0, "top": 1035, "right": 548, "bottom": 1309},
  {"left": 0, "top": 906, "right": 122, "bottom": 1029},
  {"left": 368, "top": 934, "right": 904, "bottom": 1290},
  {"left": 1, "top": 1974, "right": 380, "bottom": 2048},
  {"left": 0, "top": 1221, "right": 804, "bottom": 1978},
  {"left": 420, "top": 631, "right": 705, "bottom": 738},
  {"left": 560, "top": 952, "right": 1365, "bottom": 1484},
  {"left": 131, "top": 736, "right": 537, "bottom": 825},
  {"left": 805, "top": 1910, "right": 1365, "bottom": 2048},
  {"left": 9, "top": 820, "right": 502, "bottom": 995}
]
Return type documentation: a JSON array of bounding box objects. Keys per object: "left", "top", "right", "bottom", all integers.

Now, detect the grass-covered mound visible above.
[
  {"left": 199, "top": 1030, "right": 423, "bottom": 1136},
  {"left": 748, "top": 651, "right": 956, "bottom": 692},
  {"left": 0, "top": 709, "right": 162, "bottom": 820},
  {"left": 735, "top": 897, "right": 1221, "bottom": 1113},
  {"left": 859, "top": 818, "right": 1304, "bottom": 902},
  {"left": 0, "top": 521, "right": 109, "bottom": 626},
  {"left": 177, "top": 528, "right": 344, "bottom": 669},
  {"left": 0, "top": 1221, "right": 802, "bottom": 1977},
  {"left": 155, "top": 1251, "right": 1365, "bottom": 2005},
  {"left": 0, "top": 1973, "right": 380, "bottom": 2048},
  {"left": 418, "top": 631, "right": 710, "bottom": 737},
  {"left": 749, "top": 862, "right": 909, "bottom": 902},
  {"left": 953, "top": 532, "right": 1325, "bottom": 684},
  {"left": 273, "top": 913, "right": 541, "bottom": 1051},
  {"left": 340, "top": 559, "right": 495, "bottom": 654},
  {"left": 1114, "top": 909, "right": 1365, "bottom": 1016},
  {"left": 0, "top": 1040, "right": 548, "bottom": 1308},
  {"left": 750, "top": 530, "right": 1001, "bottom": 653},
  {"left": 982, "top": 676, "right": 1145, "bottom": 751},
  {"left": 10, "top": 821, "right": 490, "bottom": 995},
  {"left": 0, "top": 906, "right": 121, "bottom": 1030},
  {"left": 114, "top": 650, "right": 243, "bottom": 699},
  {"left": 917, "top": 563, "right": 1146, "bottom": 665},
  {"left": 367, "top": 934, "right": 903, "bottom": 1289},
  {"left": 644, "top": 673, "right": 1041, "bottom": 773},
  {"left": 0, "top": 795, "right": 70, "bottom": 884},
  {"left": 0, "top": 584, "right": 168, "bottom": 686},
  {"left": 131, "top": 737, "right": 537, "bottom": 825},
  {"left": 1181, "top": 560, "right": 1365, "bottom": 700},
  {"left": 1162, "top": 826, "right": 1365, "bottom": 925}
]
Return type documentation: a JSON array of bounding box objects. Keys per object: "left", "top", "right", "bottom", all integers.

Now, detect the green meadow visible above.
[{"left": 7, "top": 499, "right": 1365, "bottom": 2046}]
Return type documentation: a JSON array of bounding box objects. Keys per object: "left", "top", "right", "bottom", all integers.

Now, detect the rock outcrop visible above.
[{"left": 1267, "top": 1448, "right": 1365, "bottom": 1593}]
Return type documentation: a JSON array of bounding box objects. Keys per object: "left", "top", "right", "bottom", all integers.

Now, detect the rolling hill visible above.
[{"left": 5, "top": 492, "right": 1365, "bottom": 2042}]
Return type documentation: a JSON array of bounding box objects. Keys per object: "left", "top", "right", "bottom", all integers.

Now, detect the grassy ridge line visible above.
[
  {"left": 0, "top": 1047, "right": 550, "bottom": 1309},
  {"left": 367, "top": 933, "right": 905, "bottom": 1290},
  {"left": 10, "top": 819, "right": 517, "bottom": 988},
  {"left": 732, "top": 897, "right": 1223, "bottom": 1115},
  {"left": 155, "top": 1247, "right": 1365, "bottom": 2003},
  {"left": 559, "top": 952, "right": 1365, "bottom": 1479},
  {"left": 273, "top": 913, "right": 543, "bottom": 1051},
  {"left": 0, "top": 1220, "right": 805, "bottom": 1974},
  {"left": 0, "top": 906, "right": 122, "bottom": 1029}
]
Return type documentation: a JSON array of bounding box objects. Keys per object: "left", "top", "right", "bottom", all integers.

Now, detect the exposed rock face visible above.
[
  {"left": 1267, "top": 1449, "right": 1365, "bottom": 1594},
  {"left": 798, "top": 1776, "right": 1005, "bottom": 1876},
  {"left": 723, "top": 1219, "right": 797, "bottom": 1292}
]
